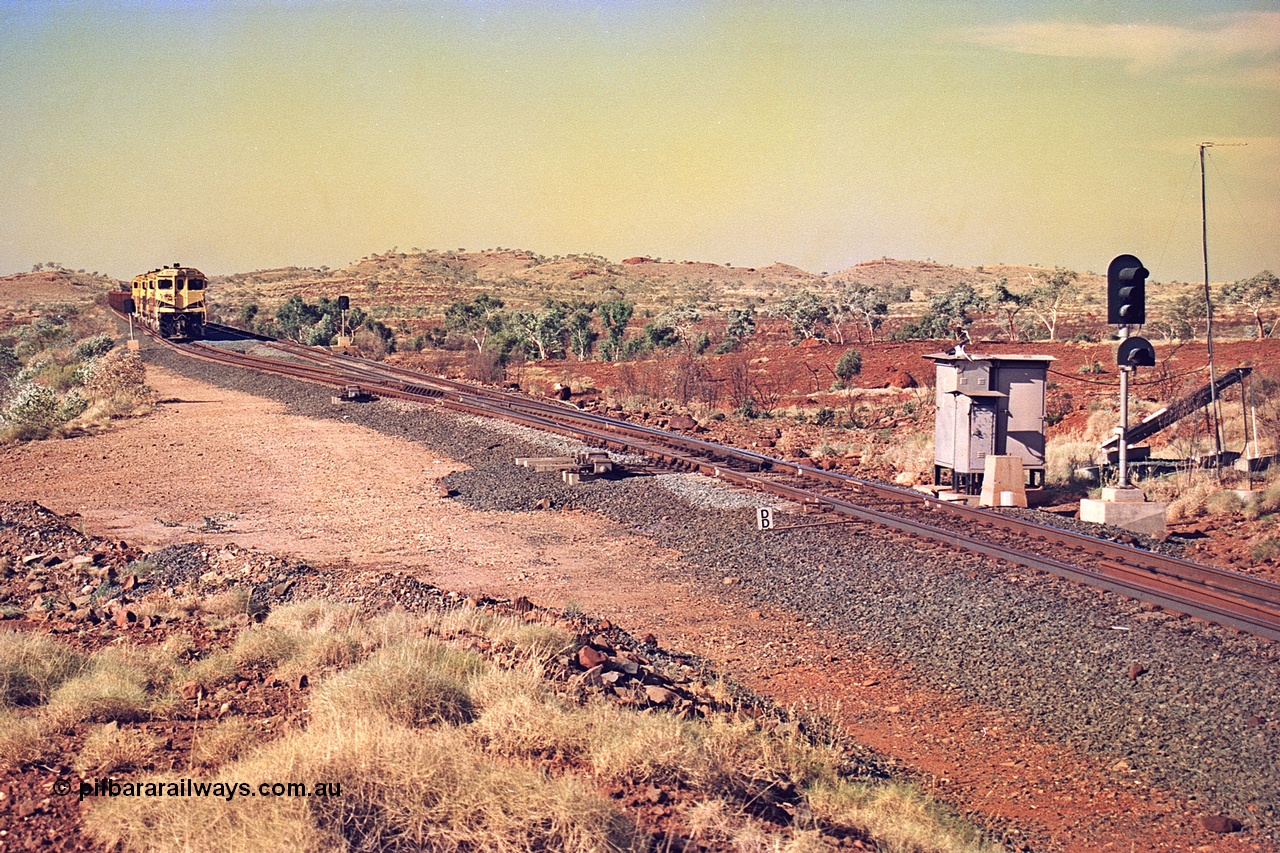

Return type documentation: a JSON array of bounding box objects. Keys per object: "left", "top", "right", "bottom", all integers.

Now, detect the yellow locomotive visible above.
[{"left": 129, "top": 263, "right": 207, "bottom": 339}]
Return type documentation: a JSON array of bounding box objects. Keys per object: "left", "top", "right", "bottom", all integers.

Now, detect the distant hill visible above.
[
  {"left": 0, "top": 251, "right": 1248, "bottom": 340},
  {"left": 211, "top": 248, "right": 1209, "bottom": 320},
  {"left": 0, "top": 267, "right": 122, "bottom": 312},
  {"left": 210, "top": 249, "right": 834, "bottom": 316}
]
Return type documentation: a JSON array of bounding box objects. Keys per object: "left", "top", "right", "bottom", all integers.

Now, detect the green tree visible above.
[
  {"left": 275, "top": 295, "right": 326, "bottom": 344},
  {"left": 716, "top": 305, "right": 757, "bottom": 354},
  {"left": 237, "top": 303, "right": 260, "bottom": 328},
  {"left": 443, "top": 294, "right": 505, "bottom": 353},
  {"left": 565, "top": 302, "right": 598, "bottom": 359},
  {"left": 833, "top": 348, "right": 863, "bottom": 388},
  {"left": 990, "top": 278, "right": 1031, "bottom": 342},
  {"left": 1151, "top": 291, "right": 1208, "bottom": 342},
  {"left": 654, "top": 304, "right": 701, "bottom": 340},
  {"left": 725, "top": 305, "right": 756, "bottom": 342},
  {"left": 1027, "top": 268, "right": 1079, "bottom": 341},
  {"left": 510, "top": 300, "right": 569, "bottom": 361},
  {"left": 0, "top": 344, "right": 19, "bottom": 378},
  {"left": 1222, "top": 270, "right": 1279, "bottom": 339},
  {"left": 845, "top": 283, "right": 890, "bottom": 343},
  {"left": 776, "top": 291, "right": 830, "bottom": 341},
  {"left": 598, "top": 298, "right": 634, "bottom": 361},
  {"left": 900, "top": 284, "right": 985, "bottom": 340},
  {"left": 643, "top": 321, "right": 680, "bottom": 349}
]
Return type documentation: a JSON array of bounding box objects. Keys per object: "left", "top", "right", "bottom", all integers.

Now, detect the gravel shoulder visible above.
[{"left": 1, "top": 338, "right": 1276, "bottom": 853}]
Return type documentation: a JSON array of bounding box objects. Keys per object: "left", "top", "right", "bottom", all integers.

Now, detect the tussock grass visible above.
[
  {"left": 1044, "top": 435, "right": 1097, "bottom": 485},
  {"left": 0, "top": 630, "right": 87, "bottom": 706},
  {"left": 264, "top": 600, "right": 363, "bottom": 636},
  {"left": 299, "top": 632, "right": 363, "bottom": 670},
  {"left": 1142, "top": 469, "right": 1266, "bottom": 523},
  {"left": 201, "top": 587, "right": 251, "bottom": 617},
  {"left": 230, "top": 627, "right": 300, "bottom": 670},
  {"left": 86, "top": 719, "right": 644, "bottom": 853},
  {"left": 1253, "top": 475, "right": 1280, "bottom": 516},
  {"left": 469, "top": 675, "right": 590, "bottom": 761},
  {"left": 66, "top": 600, "right": 1000, "bottom": 853},
  {"left": 49, "top": 644, "right": 182, "bottom": 723},
  {"left": 182, "top": 650, "right": 238, "bottom": 692},
  {"left": 190, "top": 717, "right": 259, "bottom": 769},
  {"left": 75, "top": 722, "right": 164, "bottom": 775},
  {"left": 0, "top": 709, "right": 53, "bottom": 769},
  {"left": 877, "top": 433, "right": 934, "bottom": 479},
  {"left": 808, "top": 780, "right": 1004, "bottom": 853},
  {"left": 588, "top": 705, "right": 701, "bottom": 785},
  {"left": 424, "top": 604, "right": 573, "bottom": 662},
  {"left": 159, "top": 632, "right": 196, "bottom": 660},
  {"left": 51, "top": 669, "right": 152, "bottom": 723},
  {"left": 310, "top": 639, "right": 481, "bottom": 728}
]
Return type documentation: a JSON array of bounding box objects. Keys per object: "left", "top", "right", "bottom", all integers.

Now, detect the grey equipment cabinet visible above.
[{"left": 925, "top": 350, "right": 1054, "bottom": 494}]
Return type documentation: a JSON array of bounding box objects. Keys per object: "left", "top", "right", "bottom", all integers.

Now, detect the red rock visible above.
[
  {"left": 1127, "top": 663, "right": 1147, "bottom": 681},
  {"left": 888, "top": 370, "right": 917, "bottom": 389},
  {"left": 292, "top": 673, "right": 309, "bottom": 691},
  {"left": 1201, "top": 815, "right": 1242, "bottom": 833},
  {"left": 640, "top": 632, "right": 658, "bottom": 646},
  {"left": 179, "top": 681, "right": 204, "bottom": 701},
  {"left": 578, "top": 645, "right": 608, "bottom": 669},
  {"left": 667, "top": 415, "right": 698, "bottom": 431},
  {"left": 645, "top": 685, "right": 678, "bottom": 705},
  {"left": 114, "top": 608, "right": 137, "bottom": 629},
  {"left": 611, "top": 657, "right": 641, "bottom": 677},
  {"left": 596, "top": 619, "right": 612, "bottom": 631}
]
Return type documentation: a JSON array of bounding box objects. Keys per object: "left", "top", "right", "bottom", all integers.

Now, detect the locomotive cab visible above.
[{"left": 131, "top": 263, "right": 207, "bottom": 340}]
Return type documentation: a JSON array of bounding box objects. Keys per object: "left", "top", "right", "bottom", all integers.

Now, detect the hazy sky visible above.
[{"left": 1, "top": 1, "right": 1277, "bottom": 283}]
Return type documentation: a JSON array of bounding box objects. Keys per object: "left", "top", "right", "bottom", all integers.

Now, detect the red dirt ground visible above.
[{"left": 2, "top": 363, "right": 1275, "bottom": 852}]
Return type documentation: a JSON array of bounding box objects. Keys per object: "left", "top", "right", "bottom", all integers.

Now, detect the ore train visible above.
[{"left": 107, "top": 263, "right": 207, "bottom": 340}]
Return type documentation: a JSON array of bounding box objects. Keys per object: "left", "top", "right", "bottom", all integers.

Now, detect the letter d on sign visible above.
[{"left": 757, "top": 507, "right": 773, "bottom": 531}]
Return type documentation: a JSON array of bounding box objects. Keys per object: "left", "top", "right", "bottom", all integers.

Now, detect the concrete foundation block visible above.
[
  {"left": 1080, "top": 494, "right": 1168, "bottom": 537},
  {"left": 979, "top": 455, "right": 1026, "bottom": 508}
]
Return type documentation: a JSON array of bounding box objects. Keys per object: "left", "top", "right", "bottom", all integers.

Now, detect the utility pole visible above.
[{"left": 1199, "top": 141, "right": 1245, "bottom": 471}]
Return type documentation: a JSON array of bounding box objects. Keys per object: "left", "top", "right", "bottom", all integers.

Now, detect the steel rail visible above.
[
  {"left": 253, "top": 338, "right": 1280, "bottom": 617},
  {"left": 125, "top": 318, "right": 1280, "bottom": 641},
  {"left": 300, "top": 355, "right": 1280, "bottom": 640}
]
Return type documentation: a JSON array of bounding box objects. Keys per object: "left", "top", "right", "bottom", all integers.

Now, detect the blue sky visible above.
[{"left": 0, "top": 1, "right": 1276, "bottom": 283}]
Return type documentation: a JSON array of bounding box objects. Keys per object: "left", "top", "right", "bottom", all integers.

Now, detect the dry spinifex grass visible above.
[{"left": 0, "top": 600, "right": 1000, "bottom": 852}]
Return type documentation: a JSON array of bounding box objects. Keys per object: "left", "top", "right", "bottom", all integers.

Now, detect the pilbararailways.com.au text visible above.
[{"left": 65, "top": 778, "right": 341, "bottom": 802}]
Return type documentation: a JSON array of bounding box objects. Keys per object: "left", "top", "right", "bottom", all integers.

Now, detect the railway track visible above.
[{"left": 136, "top": 320, "right": 1280, "bottom": 642}]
